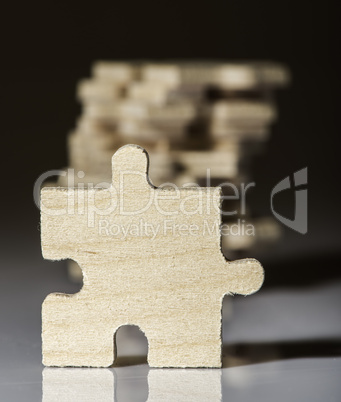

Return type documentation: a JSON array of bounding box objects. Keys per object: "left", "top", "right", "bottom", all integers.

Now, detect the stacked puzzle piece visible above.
[{"left": 56, "top": 61, "right": 289, "bottom": 280}]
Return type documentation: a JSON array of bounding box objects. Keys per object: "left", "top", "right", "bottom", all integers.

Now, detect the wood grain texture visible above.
[{"left": 41, "top": 144, "right": 264, "bottom": 367}]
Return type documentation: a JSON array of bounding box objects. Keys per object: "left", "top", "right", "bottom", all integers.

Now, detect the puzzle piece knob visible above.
[{"left": 111, "top": 144, "right": 151, "bottom": 189}]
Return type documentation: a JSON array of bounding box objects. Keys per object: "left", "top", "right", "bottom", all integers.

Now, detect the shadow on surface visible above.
[
  {"left": 113, "top": 355, "right": 148, "bottom": 367},
  {"left": 107, "top": 339, "right": 341, "bottom": 369},
  {"left": 223, "top": 339, "right": 341, "bottom": 367}
]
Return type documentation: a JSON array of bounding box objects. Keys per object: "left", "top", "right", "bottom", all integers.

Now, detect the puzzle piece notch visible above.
[{"left": 41, "top": 144, "right": 264, "bottom": 368}]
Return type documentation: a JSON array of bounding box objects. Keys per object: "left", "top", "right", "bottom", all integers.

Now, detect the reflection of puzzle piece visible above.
[
  {"left": 41, "top": 144, "right": 263, "bottom": 367},
  {"left": 148, "top": 369, "right": 221, "bottom": 402},
  {"left": 43, "top": 367, "right": 221, "bottom": 402},
  {"left": 43, "top": 368, "right": 114, "bottom": 402}
]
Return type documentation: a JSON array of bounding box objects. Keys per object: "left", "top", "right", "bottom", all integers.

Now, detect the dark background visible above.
[{"left": 0, "top": 0, "right": 339, "bottom": 287}]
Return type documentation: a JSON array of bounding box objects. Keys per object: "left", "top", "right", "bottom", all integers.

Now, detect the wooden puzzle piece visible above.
[
  {"left": 41, "top": 144, "right": 264, "bottom": 367},
  {"left": 210, "top": 100, "right": 276, "bottom": 124},
  {"left": 92, "top": 61, "right": 137, "bottom": 85},
  {"left": 141, "top": 62, "right": 289, "bottom": 90},
  {"left": 77, "top": 79, "right": 123, "bottom": 103}
]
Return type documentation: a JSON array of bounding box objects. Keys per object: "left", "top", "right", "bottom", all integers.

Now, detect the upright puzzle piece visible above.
[{"left": 41, "top": 144, "right": 264, "bottom": 367}]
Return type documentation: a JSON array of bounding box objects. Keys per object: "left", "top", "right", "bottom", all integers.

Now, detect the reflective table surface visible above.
[{"left": 1, "top": 256, "right": 341, "bottom": 401}]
